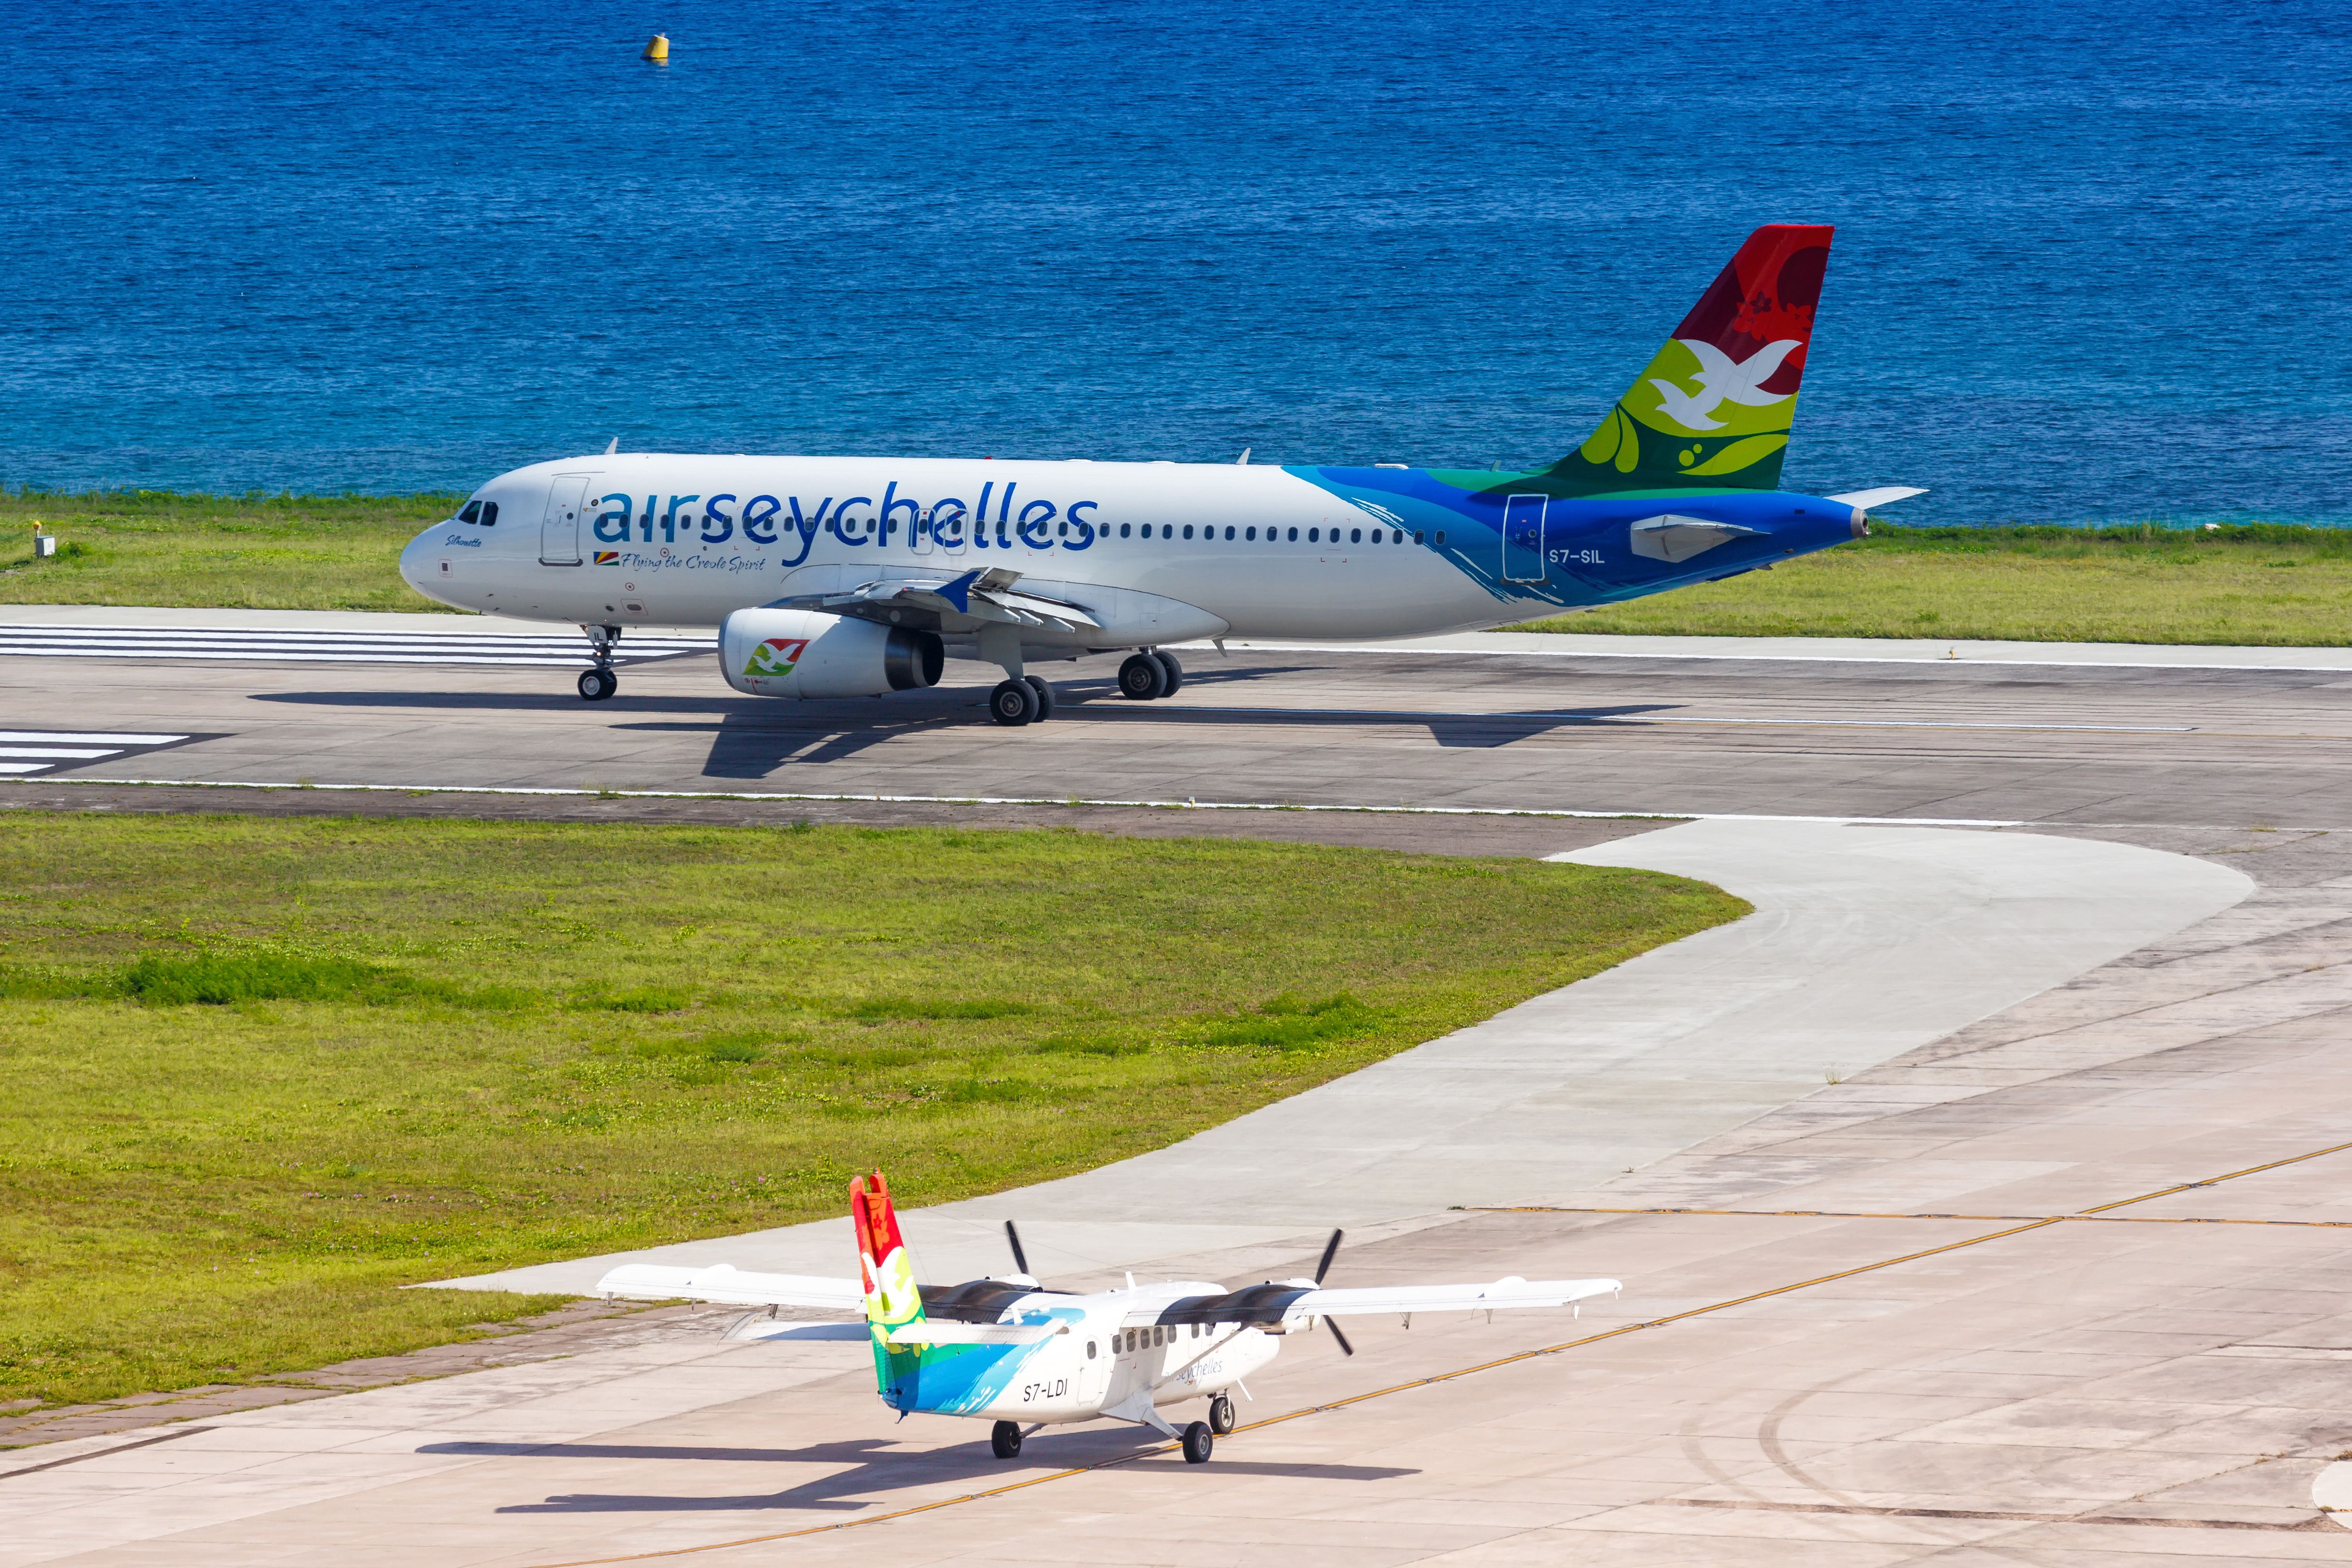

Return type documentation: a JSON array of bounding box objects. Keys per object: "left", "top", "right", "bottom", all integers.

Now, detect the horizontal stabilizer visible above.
[
  {"left": 722, "top": 1319, "right": 874, "bottom": 1343},
  {"left": 1825, "top": 486, "right": 1928, "bottom": 509},
  {"left": 596, "top": 1262, "right": 865, "bottom": 1311},
  {"left": 883, "top": 1319, "right": 1068, "bottom": 1346}
]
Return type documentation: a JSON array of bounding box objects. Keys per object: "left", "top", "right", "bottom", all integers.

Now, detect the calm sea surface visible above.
[{"left": 4, "top": 0, "right": 2346, "bottom": 524}]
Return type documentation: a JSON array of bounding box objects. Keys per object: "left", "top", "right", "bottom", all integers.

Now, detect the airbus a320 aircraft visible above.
[
  {"left": 401, "top": 224, "right": 1919, "bottom": 726},
  {"left": 597, "top": 1171, "right": 1620, "bottom": 1464}
]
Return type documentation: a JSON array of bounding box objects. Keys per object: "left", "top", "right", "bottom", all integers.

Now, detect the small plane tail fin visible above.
[
  {"left": 1558, "top": 224, "right": 1834, "bottom": 492},
  {"left": 851, "top": 1171, "right": 926, "bottom": 1406}
]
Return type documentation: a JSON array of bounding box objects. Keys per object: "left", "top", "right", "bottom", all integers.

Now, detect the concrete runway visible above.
[
  {"left": 7, "top": 608, "right": 2352, "bottom": 825},
  {"left": 5, "top": 613, "right": 2352, "bottom": 1564}
]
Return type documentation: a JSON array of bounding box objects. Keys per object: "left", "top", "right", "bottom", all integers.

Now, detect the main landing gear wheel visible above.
[
  {"left": 1208, "top": 1394, "right": 1235, "bottom": 1434},
  {"left": 989, "top": 678, "right": 1040, "bottom": 727},
  {"left": 1152, "top": 650, "right": 1184, "bottom": 695},
  {"left": 991, "top": 1420, "right": 1023, "bottom": 1459},
  {"left": 577, "top": 667, "right": 617, "bottom": 702},
  {"left": 1022, "top": 674, "right": 1056, "bottom": 720},
  {"left": 1181, "top": 1420, "right": 1214, "bottom": 1464},
  {"left": 1118, "top": 652, "right": 1168, "bottom": 701}
]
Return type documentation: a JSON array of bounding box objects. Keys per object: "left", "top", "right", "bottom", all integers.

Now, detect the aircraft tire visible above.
[
  {"left": 991, "top": 1420, "right": 1022, "bottom": 1459},
  {"left": 1023, "top": 675, "right": 1056, "bottom": 720},
  {"left": 1181, "top": 1421, "right": 1214, "bottom": 1464},
  {"left": 578, "top": 668, "right": 617, "bottom": 702},
  {"left": 1152, "top": 651, "right": 1184, "bottom": 695},
  {"left": 989, "top": 679, "right": 1038, "bottom": 727},
  {"left": 1208, "top": 1394, "right": 1235, "bottom": 1434},
  {"left": 1118, "top": 652, "right": 1168, "bottom": 701}
]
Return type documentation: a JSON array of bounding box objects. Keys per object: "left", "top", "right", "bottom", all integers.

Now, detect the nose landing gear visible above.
[
  {"left": 579, "top": 623, "right": 622, "bottom": 702},
  {"left": 1208, "top": 1393, "right": 1236, "bottom": 1434}
]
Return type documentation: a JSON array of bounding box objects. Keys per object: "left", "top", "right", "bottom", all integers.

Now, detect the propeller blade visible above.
[
  {"left": 1325, "top": 1316, "right": 1355, "bottom": 1357},
  {"left": 1314, "top": 1228, "right": 1344, "bottom": 1284},
  {"left": 1004, "top": 1220, "right": 1030, "bottom": 1277}
]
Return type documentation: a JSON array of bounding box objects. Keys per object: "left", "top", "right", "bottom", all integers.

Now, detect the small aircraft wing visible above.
[
  {"left": 595, "top": 1262, "right": 865, "bottom": 1312},
  {"left": 1286, "top": 1276, "right": 1622, "bottom": 1317},
  {"left": 1136, "top": 1275, "right": 1620, "bottom": 1327}
]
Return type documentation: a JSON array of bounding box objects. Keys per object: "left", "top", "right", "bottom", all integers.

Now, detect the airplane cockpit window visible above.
[
  {"left": 479, "top": 501, "right": 498, "bottom": 527},
  {"left": 457, "top": 501, "right": 481, "bottom": 525}
]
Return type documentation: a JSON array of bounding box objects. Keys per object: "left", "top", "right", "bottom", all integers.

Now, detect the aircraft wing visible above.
[
  {"left": 1287, "top": 1276, "right": 1622, "bottom": 1316},
  {"left": 1135, "top": 1275, "right": 1620, "bottom": 1327},
  {"left": 781, "top": 567, "right": 1102, "bottom": 634},
  {"left": 595, "top": 1262, "right": 865, "bottom": 1311}
]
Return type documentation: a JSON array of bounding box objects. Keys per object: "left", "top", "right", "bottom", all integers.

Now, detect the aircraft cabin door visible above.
[
  {"left": 1501, "top": 494, "right": 1547, "bottom": 583},
  {"left": 541, "top": 473, "right": 593, "bottom": 566}
]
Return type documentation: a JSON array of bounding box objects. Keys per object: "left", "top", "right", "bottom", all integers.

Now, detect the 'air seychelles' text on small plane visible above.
[{"left": 399, "top": 224, "right": 1923, "bottom": 726}]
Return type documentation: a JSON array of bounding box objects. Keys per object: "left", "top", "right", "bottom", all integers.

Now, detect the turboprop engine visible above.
[{"left": 719, "top": 608, "right": 944, "bottom": 699}]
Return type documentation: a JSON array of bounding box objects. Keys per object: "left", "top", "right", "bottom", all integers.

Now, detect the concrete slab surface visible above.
[
  {"left": 12, "top": 609, "right": 2352, "bottom": 826},
  {"left": 5, "top": 824, "right": 2349, "bottom": 1564},
  {"left": 440, "top": 820, "right": 2247, "bottom": 1296}
]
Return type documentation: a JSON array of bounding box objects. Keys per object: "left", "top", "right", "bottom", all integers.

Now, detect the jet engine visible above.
[{"left": 718, "top": 608, "right": 943, "bottom": 699}]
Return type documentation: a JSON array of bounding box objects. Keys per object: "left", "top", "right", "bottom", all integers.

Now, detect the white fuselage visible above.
[{"left": 399, "top": 452, "right": 1548, "bottom": 652}]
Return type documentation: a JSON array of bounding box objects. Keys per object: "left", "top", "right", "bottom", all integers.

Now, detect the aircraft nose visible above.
[{"left": 397, "top": 526, "right": 440, "bottom": 596}]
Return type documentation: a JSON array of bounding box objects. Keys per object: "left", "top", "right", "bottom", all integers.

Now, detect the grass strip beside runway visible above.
[
  {"left": 7, "top": 494, "right": 2352, "bottom": 644},
  {"left": 1512, "top": 523, "right": 2352, "bottom": 646},
  {"left": 0, "top": 814, "right": 1742, "bottom": 1412},
  {"left": 0, "top": 490, "right": 458, "bottom": 612}
]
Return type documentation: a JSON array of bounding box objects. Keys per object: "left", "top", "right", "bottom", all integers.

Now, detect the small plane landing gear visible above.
[
  {"left": 990, "top": 1420, "right": 1023, "bottom": 1459},
  {"left": 1181, "top": 1421, "right": 1214, "bottom": 1464},
  {"left": 1152, "top": 650, "right": 1184, "bottom": 695},
  {"left": 989, "top": 678, "right": 1040, "bottom": 727},
  {"left": 1118, "top": 652, "right": 1168, "bottom": 701},
  {"left": 1022, "top": 674, "right": 1056, "bottom": 720},
  {"left": 1208, "top": 1394, "right": 1235, "bottom": 1435}
]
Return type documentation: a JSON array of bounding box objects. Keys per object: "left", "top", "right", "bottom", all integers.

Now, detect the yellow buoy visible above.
[{"left": 642, "top": 33, "right": 669, "bottom": 60}]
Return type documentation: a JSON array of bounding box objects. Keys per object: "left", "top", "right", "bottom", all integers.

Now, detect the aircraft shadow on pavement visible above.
[
  {"left": 466, "top": 1430, "right": 1418, "bottom": 1514},
  {"left": 253, "top": 680, "right": 1681, "bottom": 769}
]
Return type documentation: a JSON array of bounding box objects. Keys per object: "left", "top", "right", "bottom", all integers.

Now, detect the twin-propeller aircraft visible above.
[
  {"left": 401, "top": 223, "right": 1919, "bottom": 725},
  {"left": 597, "top": 1172, "right": 1620, "bottom": 1463}
]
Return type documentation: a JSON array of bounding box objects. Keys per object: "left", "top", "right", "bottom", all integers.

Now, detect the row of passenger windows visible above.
[
  {"left": 1084, "top": 1322, "right": 1218, "bottom": 1358},
  {"left": 1105, "top": 522, "right": 1439, "bottom": 546},
  {"left": 456, "top": 500, "right": 500, "bottom": 526}
]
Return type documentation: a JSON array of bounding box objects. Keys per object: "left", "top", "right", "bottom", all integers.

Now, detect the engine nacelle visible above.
[{"left": 718, "top": 608, "right": 943, "bottom": 699}]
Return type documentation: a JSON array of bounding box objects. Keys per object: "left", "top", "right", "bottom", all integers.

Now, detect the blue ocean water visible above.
[{"left": 3, "top": 0, "right": 2346, "bottom": 525}]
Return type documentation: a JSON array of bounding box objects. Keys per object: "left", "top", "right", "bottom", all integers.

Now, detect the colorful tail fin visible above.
[
  {"left": 1558, "top": 224, "right": 1834, "bottom": 491},
  {"left": 851, "top": 1171, "right": 924, "bottom": 1406}
]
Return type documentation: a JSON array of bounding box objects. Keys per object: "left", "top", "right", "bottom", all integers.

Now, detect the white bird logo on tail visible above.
[{"left": 1646, "top": 338, "right": 1803, "bottom": 431}]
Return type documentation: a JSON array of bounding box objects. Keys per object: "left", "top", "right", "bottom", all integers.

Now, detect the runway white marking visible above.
[
  {"left": 0, "top": 732, "right": 198, "bottom": 777},
  {"left": 0, "top": 623, "right": 710, "bottom": 667}
]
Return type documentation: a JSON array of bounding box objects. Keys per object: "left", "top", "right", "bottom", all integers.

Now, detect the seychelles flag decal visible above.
[{"left": 593, "top": 551, "right": 621, "bottom": 564}]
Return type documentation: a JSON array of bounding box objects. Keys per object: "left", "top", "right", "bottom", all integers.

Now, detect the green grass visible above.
[
  {"left": 0, "top": 489, "right": 456, "bottom": 611},
  {"left": 7, "top": 491, "right": 2352, "bottom": 642},
  {"left": 1512, "top": 523, "right": 2352, "bottom": 646},
  {"left": 0, "top": 814, "right": 1743, "bottom": 1412}
]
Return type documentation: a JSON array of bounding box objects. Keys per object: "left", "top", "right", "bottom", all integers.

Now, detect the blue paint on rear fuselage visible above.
[{"left": 1294, "top": 464, "right": 1855, "bottom": 613}]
